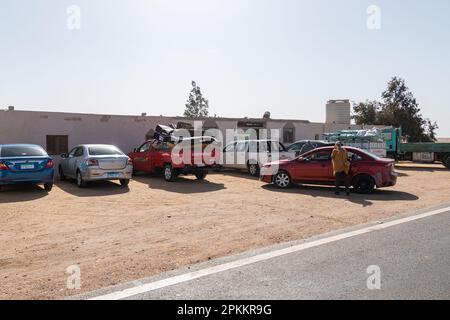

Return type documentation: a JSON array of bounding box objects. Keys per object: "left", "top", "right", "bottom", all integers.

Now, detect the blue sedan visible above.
[{"left": 0, "top": 144, "right": 55, "bottom": 191}]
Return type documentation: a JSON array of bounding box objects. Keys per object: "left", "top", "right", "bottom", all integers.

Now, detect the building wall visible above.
[
  {"left": 0, "top": 110, "right": 384, "bottom": 157},
  {"left": 293, "top": 122, "right": 325, "bottom": 140},
  {"left": 0, "top": 110, "right": 179, "bottom": 154}
]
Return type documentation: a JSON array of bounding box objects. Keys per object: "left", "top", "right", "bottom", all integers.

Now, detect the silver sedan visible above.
[{"left": 59, "top": 144, "right": 133, "bottom": 188}]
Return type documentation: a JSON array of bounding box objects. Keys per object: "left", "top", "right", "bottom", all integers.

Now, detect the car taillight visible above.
[
  {"left": 385, "top": 163, "right": 395, "bottom": 172},
  {"left": 390, "top": 164, "right": 396, "bottom": 173},
  {"left": 86, "top": 159, "right": 99, "bottom": 166},
  {"left": 45, "top": 159, "right": 54, "bottom": 169},
  {"left": 211, "top": 149, "right": 216, "bottom": 157},
  {"left": 0, "top": 161, "right": 9, "bottom": 171}
]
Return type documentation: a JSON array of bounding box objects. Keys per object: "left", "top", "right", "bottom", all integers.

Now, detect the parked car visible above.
[
  {"left": 221, "top": 140, "right": 290, "bottom": 176},
  {"left": 128, "top": 136, "right": 220, "bottom": 182},
  {"left": 0, "top": 144, "right": 54, "bottom": 191},
  {"left": 59, "top": 144, "right": 132, "bottom": 188},
  {"left": 260, "top": 146, "right": 397, "bottom": 193},
  {"left": 285, "top": 140, "right": 333, "bottom": 158}
]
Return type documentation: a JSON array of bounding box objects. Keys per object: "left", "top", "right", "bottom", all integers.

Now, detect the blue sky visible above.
[{"left": 1, "top": 0, "right": 449, "bottom": 136}]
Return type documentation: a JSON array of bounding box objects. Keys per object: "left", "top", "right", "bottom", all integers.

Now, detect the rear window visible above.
[
  {"left": 88, "top": 146, "right": 123, "bottom": 156},
  {"left": 354, "top": 148, "right": 381, "bottom": 160},
  {"left": 366, "top": 152, "right": 382, "bottom": 160},
  {"left": 0, "top": 145, "right": 47, "bottom": 157}
]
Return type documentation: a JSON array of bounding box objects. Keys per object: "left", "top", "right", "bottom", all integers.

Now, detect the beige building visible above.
[
  {"left": 0, "top": 104, "right": 373, "bottom": 158},
  {"left": 326, "top": 99, "right": 351, "bottom": 124}
]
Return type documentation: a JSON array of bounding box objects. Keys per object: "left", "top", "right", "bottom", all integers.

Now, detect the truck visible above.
[
  {"left": 384, "top": 128, "right": 450, "bottom": 169},
  {"left": 324, "top": 128, "right": 388, "bottom": 158},
  {"left": 325, "top": 127, "right": 450, "bottom": 169},
  {"left": 128, "top": 136, "right": 220, "bottom": 182}
]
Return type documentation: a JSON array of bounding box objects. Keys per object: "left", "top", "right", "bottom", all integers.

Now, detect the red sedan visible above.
[{"left": 260, "top": 146, "right": 397, "bottom": 193}]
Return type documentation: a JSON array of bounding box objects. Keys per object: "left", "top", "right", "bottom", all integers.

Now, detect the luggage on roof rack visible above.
[{"left": 154, "top": 124, "right": 175, "bottom": 142}]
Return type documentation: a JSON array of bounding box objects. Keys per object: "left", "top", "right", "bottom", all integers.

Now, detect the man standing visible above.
[{"left": 331, "top": 142, "right": 350, "bottom": 195}]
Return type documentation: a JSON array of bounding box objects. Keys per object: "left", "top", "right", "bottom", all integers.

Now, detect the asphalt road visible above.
[{"left": 83, "top": 205, "right": 450, "bottom": 300}]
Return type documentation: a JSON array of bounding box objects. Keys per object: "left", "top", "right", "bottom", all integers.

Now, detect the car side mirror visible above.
[
  {"left": 61, "top": 153, "right": 68, "bottom": 158},
  {"left": 134, "top": 148, "right": 138, "bottom": 152}
]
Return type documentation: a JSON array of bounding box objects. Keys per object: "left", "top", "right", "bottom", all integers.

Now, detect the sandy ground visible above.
[{"left": 0, "top": 162, "right": 449, "bottom": 299}]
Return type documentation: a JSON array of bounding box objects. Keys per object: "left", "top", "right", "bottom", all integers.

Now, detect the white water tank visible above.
[{"left": 326, "top": 100, "right": 351, "bottom": 124}]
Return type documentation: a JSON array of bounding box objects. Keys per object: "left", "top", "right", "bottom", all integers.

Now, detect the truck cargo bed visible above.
[{"left": 399, "top": 142, "right": 450, "bottom": 153}]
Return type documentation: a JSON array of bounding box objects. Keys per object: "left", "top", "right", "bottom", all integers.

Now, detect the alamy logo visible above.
[
  {"left": 367, "top": 5, "right": 381, "bottom": 30},
  {"left": 66, "top": 265, "right": 81, "bottom": 290},
  {"left": 67, "top": 5, "right": 81, "bottom": 30},
  {"left": 366, "top": 265, "right": 381, "bottom": 290}
]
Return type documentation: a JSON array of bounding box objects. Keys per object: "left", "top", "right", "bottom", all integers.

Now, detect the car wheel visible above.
[
  {"left": 352, "top": 175, "right": 375, "bottom": 194},
  {"left": 59, "top": 166, "right": 66, "bottom": 181},
  {"left": 195, "top": 170, "right": 208, "bottom": 180},
  {"left": 248, "top": 163, "right": 260, "bottom": 177},
  {"left": 76, "top": 171, "right": 87, "bottom": 188},
  {"left": 163, "top": 164, "right": 177, "bottom": 182},
  {"left": 120, "top": 179, "right": 130, "bottom": 187},
  {"left": 273, "top": 171, "right": 291, "bottom": 189},
  {"left": 44, "top": 183, "right": 53, "bottom": 191},
  {"left": 443, "top": 154, "right": 450, "bottom": 169}
]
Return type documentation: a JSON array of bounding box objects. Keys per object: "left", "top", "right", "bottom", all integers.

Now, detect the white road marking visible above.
[{"left": 89, "top": 206, "right": 450, "bottom": 300}]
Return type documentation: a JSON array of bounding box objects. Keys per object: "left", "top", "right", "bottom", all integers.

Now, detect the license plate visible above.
[
  {"left": 21, "top": 164, "right": 34, "bottom": 170},
  {"left": 107, "top": 172, "right": 120, "bottom": 178}
]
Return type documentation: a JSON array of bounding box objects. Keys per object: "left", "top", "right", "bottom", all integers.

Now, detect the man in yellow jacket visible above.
[{"left": 331, "top": 142, "right": 350, "bottom": 195}]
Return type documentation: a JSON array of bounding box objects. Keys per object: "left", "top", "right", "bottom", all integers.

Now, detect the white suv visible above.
[{"left": 221, "top": 140, "right": 289, "bottom": 176}]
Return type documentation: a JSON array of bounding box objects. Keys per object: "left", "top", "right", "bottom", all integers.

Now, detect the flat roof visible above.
[{"left": 1, "top": 108, "right": 311, "bottom": 123}]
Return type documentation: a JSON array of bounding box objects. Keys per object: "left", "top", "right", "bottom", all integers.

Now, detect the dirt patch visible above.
[{"left": 0, "top": 162, "right": 449, "bottom": 299}]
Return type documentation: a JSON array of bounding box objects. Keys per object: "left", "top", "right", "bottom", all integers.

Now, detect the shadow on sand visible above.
[
  {"left": 133, "top": 173, "right": 226, "bottom": 194},
  {"left": 55, "top": 180, "right": 130, "bottom": 197},
  {"left": 261, "top": 184, "right": 419, "bottom": 207},
  {"left": 395, "top": 165, "right": 449, "bottom": 173},
  {"left": 209, "top": 168, "right": 259, "bottom": 181},
  {"left": 0, "top": 184, "right": 49, "bottom": 203}
]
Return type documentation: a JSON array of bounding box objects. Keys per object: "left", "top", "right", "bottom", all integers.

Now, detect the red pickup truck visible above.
[{"left": 128, "top": 137, "right": 220, "bottom": 182}]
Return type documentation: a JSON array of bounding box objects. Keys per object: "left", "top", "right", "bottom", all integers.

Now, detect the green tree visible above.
[
  {"left": 424, "top": 119, "right": 439, "bottom": 141},
  {"left": 352, "top": 77, "right": 438, "bottom": 142},
  {"left": 352, "top": 100, "right": 380, "bottom": 125},
  {"left": 183, "top": 81, "right": 209, "bottom": 118}
]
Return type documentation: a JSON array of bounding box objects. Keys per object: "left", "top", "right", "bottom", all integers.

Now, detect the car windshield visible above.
[
  {"left": 88, "top": 146, "right": 123, "bottom": 156},
  {"left": 0, "top": 145, "right": 47, "bottom": 157}
]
